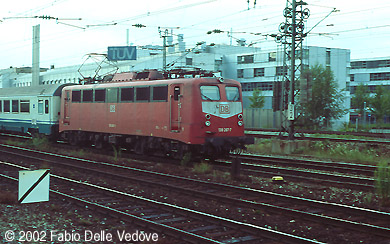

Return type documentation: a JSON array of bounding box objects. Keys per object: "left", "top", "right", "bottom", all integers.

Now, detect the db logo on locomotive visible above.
[{"left": 219, "top": 104, "right": 230, "bottom": 114}]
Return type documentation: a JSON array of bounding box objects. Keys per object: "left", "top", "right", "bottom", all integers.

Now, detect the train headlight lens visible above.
[
  {"left": 205, "top": 114, "right": 211, "bottom": 120},
  {"left": 205, "top": 121, "right": 211, "bottom": 127},
  {"left": 238, "top": 114, "right": 243, "bottom": 120},
  {"left": 238, "top": 121, "right": 243, "bottom": 126}
]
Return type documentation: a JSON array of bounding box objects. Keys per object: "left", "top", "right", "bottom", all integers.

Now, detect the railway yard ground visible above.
[{"left": 0, "top": 134, "right": 390, "bottom": 243}]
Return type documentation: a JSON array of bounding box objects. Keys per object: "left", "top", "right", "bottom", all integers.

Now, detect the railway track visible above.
[
  {"left": 245, "top": 130, "right": 390, "bottom": 145},
  {"left": 0, "top": 162, "right": 320, "bottom": 244},
  {"left": 246, "top": 128, "right": 390, "bottom": 139},
  {"left": 0, "top": 143, "right": 389, "bottom": 243},
  {"left": 219, "top": 154, "right": 377, "bottom": 190}
]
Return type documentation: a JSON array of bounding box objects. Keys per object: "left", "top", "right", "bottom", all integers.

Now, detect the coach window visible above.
[
  {"left": 20, "top": 100, "right": 30, "bottom": 113},
  {"left": 107, "top": 88, "right": 119, "bottom": 103},
  {"left": 38, "top": 100, "right": 44, "bottom": 114},
  {"left": 120, "top": 87, "right": 134, "bottom": 102},
  {"left": 136, "top": 87, "right": 150, "bottom": 102},
  {"left": 82, "top": 89, "right": 93, "bottom": 102},
  {"left": 3, "top": 100, "right": 10, "bottom": 113},
  {"left": 72, "top": 90, "right": 81, "bottom": 102},
  {"left": 152, "top": 86, "right": 168, "bottom": 101},
  {"left": 94, "top": 89, "right": 106, "bottom": 102},
  {"left": 225, "top": 86, "right": 240, "bottom": 101},
  {"left": 200, "top": 86, "right": 220, "bottom": 101},
  {"left": 0, "top": 100, "right": 2, "bottom": 113},
  {"left": 45, "top": 100, "right": 49, "bottom": 114},
  {"left": 12, "top": 100, "right": 19, "bottom": 113}
]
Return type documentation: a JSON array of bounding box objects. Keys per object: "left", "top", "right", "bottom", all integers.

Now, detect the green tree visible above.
[
  {"left": 351, "top": 83, "right": 370, "bottom": 117},
  {"left": 369, "top": 85, "right": 390, "bottom": 124},
  {"left": 249, "top": 88, "right": 265, "bottom": 108},
  {"left": 298, "top": 64, "right": 346, "bottom": 129}
]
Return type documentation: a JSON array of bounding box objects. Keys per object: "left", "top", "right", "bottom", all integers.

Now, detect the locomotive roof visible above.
[
  {"left": 0, "top": 84, "right": 73, "bottom": 98},
  {"left": 64, "top": 77, "right": 240, "bottom": 90}
]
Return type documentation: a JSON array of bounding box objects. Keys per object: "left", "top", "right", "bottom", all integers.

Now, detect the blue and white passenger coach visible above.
[{"left": 0, "top": 84, "right": 70, "bottom": 137}]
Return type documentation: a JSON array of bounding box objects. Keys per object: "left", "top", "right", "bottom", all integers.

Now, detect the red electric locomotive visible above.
[{"left": 59, "top": 71, "right": 253, "bottom": 158}]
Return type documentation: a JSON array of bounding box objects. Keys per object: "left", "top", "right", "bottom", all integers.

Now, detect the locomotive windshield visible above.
[
  {"left": 200, "top": 86, "right": 220, "bottom": 101},
  {"left": 225, "top": 86, "right": 240, "bottom": 101}
]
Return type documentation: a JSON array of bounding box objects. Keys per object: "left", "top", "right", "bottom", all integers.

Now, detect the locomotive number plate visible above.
[{"left": 218, "top": 128, "right": 232, "bottom": 132}]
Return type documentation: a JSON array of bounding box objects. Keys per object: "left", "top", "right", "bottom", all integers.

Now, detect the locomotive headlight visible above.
[
  {"left": 238, "top": 121, "right": 243, "bottom": 126},
  {"left": 238, "top": 114, "right": 243, "bottom": 120},
  {"left": 205, "top": 121, "right": 211, "bottom": 127},
  {"left": 205, "top": 114, "right": 211, "bottom": 120}
]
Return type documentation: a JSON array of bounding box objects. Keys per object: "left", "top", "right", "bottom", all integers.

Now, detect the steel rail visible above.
[
  {"left": 237, "top": 154, "right": 376, "bottom": 176},
  {"left": 0, "top": 162, "right": 322, "bottom": 244},
  {"left": 0, "top": 145, "right": 389, "bottom": 238}
]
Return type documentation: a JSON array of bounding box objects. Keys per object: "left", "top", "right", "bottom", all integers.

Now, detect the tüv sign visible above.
[{"left": 107, "top": 46, "right": 137, "bottom": 61}]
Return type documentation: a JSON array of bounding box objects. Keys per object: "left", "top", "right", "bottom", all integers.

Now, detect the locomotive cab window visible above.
[
  {"left": 225, "top": 86, "right": 240, "bottom": 101},
  {"left": 200, "top": 86, "right": 220, "bottom": 101}
]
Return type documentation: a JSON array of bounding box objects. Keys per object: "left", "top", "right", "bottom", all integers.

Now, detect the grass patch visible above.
[
  {"left": 193, "top": 161, "right": 213, "bottom": 174},
  {"left": 375, "top": 161, "right": 390, "bottom": 206},
  {"left": 29, "top": 136, "right": 51, "bottom": 150},
  {"left": 246, "top": 139, "right": 273, "bottom": 155},
  {"left": 246, "top": 139, "right": 389, "bottom": 166},
  {"left": 181, "top": 152, "right": 192, "bottom": 166}
]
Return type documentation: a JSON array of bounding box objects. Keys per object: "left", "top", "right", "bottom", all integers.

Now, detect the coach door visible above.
[
  {"left": 169, "top": 84, "right": 182, "bottom": 132},
  {"left": 63, "top": 90, "right": 70, "bottom": 125}
]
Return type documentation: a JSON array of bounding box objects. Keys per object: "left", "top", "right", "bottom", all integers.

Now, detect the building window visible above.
[
  {"left": 370, "top": 72, "right": 390, "bottom": 81},
  {"left": 241, "top": 82, "right": 273, "bottom": 92},
  {"left": 237, "top": 54, "right": 254, "bottom": 64},
  {"left": 186, "top": 58, "right": 193, "bottom": 66},
  {"left": 351, "top": 59, "right": 390, "bottom": 69},
  {"left": 326, "top": 50, "right": 331, "bottom": 65},
  {"left": 254, "top": 68, "right": 265, "bottom": 77},
  {"left": 268, "top": 52, "right": 276, "bottom": 62},
  {"left": 350, "top": 74, "right": 354, "bottom": 82},
  {"left": 237, "top": 69, "right": 244, "bottom": 78},
  {"left": 276, "top": 66, "right": 288, "bottom": 76}
]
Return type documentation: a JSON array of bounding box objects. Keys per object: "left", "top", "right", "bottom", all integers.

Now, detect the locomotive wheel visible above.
[
  {"left": 171, "top": 143, "right": 184, "bottom": 160},
  {"left": 134, "top": 139, "right": 145, "bottom": 155},
  {"left": 69, "top": 133, "right": 78, "bottom": 146}
]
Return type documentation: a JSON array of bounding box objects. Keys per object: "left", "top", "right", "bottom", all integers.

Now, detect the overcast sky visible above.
[{"left": 1, "top": 0, "right": 390, "bottom": 69}]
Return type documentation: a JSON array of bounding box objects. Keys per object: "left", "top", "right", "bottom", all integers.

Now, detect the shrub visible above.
[
  {"left": 374, "top": 161, "right": 390, "bottom": 205},
  {"left": 193, "top": 161, "right": 212, "bottom": 174}
]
